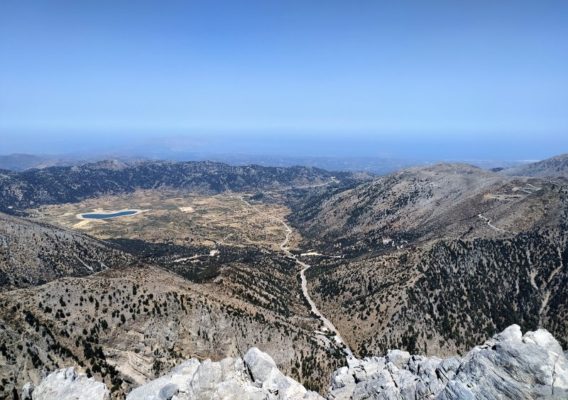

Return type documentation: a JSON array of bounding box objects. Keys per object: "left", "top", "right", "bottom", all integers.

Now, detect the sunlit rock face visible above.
[
  {"left": 26, "top": 325, "right": 568, "bottom": 400},
  {"left": 330, "top": 324, "right": 568, "bottom": 400},
  {"left": 126, "top": 347, "right": 323, "bottom": 400},
  {"left": 24, "top": 368, "right": 110, "bottom": 400}
]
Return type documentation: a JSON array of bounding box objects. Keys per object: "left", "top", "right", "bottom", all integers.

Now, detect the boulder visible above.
[
  {"left": 26, "top": 325, "right": 568, "bottom": 400},
  {"left": 330, "top": 324, "right": 568, "bottom": 400},
  {"left": 30, "top": 368, "right": 109, "bottom": 400},
  {"left": 126, "top": 347, "right": 323, "bottom": 400}
]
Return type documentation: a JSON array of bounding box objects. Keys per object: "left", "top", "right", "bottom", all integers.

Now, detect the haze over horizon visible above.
[
  {"left": 1, "top": 0, "right": 567, "bottom": 161},
  {"left": 0, "top": 131, "right": 566, "bottom": 163}
]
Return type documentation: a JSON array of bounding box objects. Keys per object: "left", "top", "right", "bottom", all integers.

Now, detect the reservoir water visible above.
[{"left": 81, "top": 210, "right": 138, "bottom": 219}]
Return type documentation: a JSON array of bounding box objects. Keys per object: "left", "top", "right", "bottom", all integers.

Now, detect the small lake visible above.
[{"left": 81, "top": 210, "right": 138, "bottom": 220}]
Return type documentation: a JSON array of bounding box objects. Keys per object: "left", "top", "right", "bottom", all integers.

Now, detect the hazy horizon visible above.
[
  {"left": 0, "top": 130, "right": 566, "bottom": 163},
  {"left": 1, "top": 1, "right": 567, "bottom": 162}
]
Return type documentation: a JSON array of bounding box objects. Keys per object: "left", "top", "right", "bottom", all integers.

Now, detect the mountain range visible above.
[
  {"left": 502, "top": 153, "right": 568, "bottom": 179},
  {"left": 0, "top": 154, "right": 567, "bottom": 399},
  {"left": 0, "top": 160, "right": 359, "bottom": 214}
]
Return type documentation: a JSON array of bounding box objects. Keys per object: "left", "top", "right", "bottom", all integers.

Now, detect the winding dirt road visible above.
[
  {"left": 239, "top": 195, "right": 354, "bottom": 359},
  {"left": 478, "top": 213, "right": 510, "bottom": 234},
  {"left": 280, "top": 227, "right": 354, "bottom": 358}
]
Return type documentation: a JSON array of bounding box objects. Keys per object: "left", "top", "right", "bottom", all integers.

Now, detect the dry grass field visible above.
[{"left": 27, "top": 189, "right": 300, "bottom": 250}]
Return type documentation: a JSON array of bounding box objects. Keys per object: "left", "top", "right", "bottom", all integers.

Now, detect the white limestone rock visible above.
[
  {"left": 30, "top": 367, "right": 109, "bottom": 400},
  {"left": 126, "top": 347, "right": 323, "bottom": 400},
  {"left": 329, "top": 324, "right": 568, "bottom": 400},
  {"left": 438, "top": 326, "right": 568, "bottom": 400},
  {"left": 26, "top": 325, "right": 567, "bottom": 400},
  {"left": 126, "top": 359, "right": 200, "bottom": 400},
  {"left": 385, "top": 349, "right": 410, "bottom": 368}
]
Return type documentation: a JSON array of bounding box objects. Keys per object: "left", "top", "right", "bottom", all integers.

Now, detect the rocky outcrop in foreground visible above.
[
  {"left": 24, "top": 367, "right": 110, "bottom": 400},
  {"left": 126, "top": 347, "right": 322, "bottom": 400},
  {"left": 25, "top": 325, "right": 568, "bottom": 399},
  {"left": 331, "top": 324, "right": 568, "bottom": 400}
]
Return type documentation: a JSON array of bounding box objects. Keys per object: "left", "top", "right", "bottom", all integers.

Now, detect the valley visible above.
[
  {"left": 3, "top": 2, "right": 567, "bottom": 397},
  {"left": 0, "top": 157, "right": 567, "bottom": 399},
  {"left": 27, "top": 189, "right": 298, "bottom": 251}
]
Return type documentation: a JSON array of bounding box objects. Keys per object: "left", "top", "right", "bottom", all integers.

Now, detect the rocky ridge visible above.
[
  {"left": 0, "top": 264, "right": 341, "bottom": 398},
  {"left": 292, "top": 163, "right": 568, "bottom": 357},
  {"left": 330, "top": 324, "right": 568, "bottom": 399},
  {"left": 0, "top": 160, "right": 356, "bottom": 214},
  {"left": 23, "top": 325, "right": 568, "bottom": 400},
  {"left": 0, "top": 212, "right": 132, "bottom": 290},
  {"left": 126, "top": 347, "right": 321, "bottom": 400},
  {"left": 291, "top": 163, "right": 561, "bottom": 253},
  {"left": 503, "top": 154, "right": 568, "bottom": 179}
]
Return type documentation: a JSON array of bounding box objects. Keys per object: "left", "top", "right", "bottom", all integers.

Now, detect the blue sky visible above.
[{"left": 1, "top": 1, "right": 567, "bottom": 159}]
